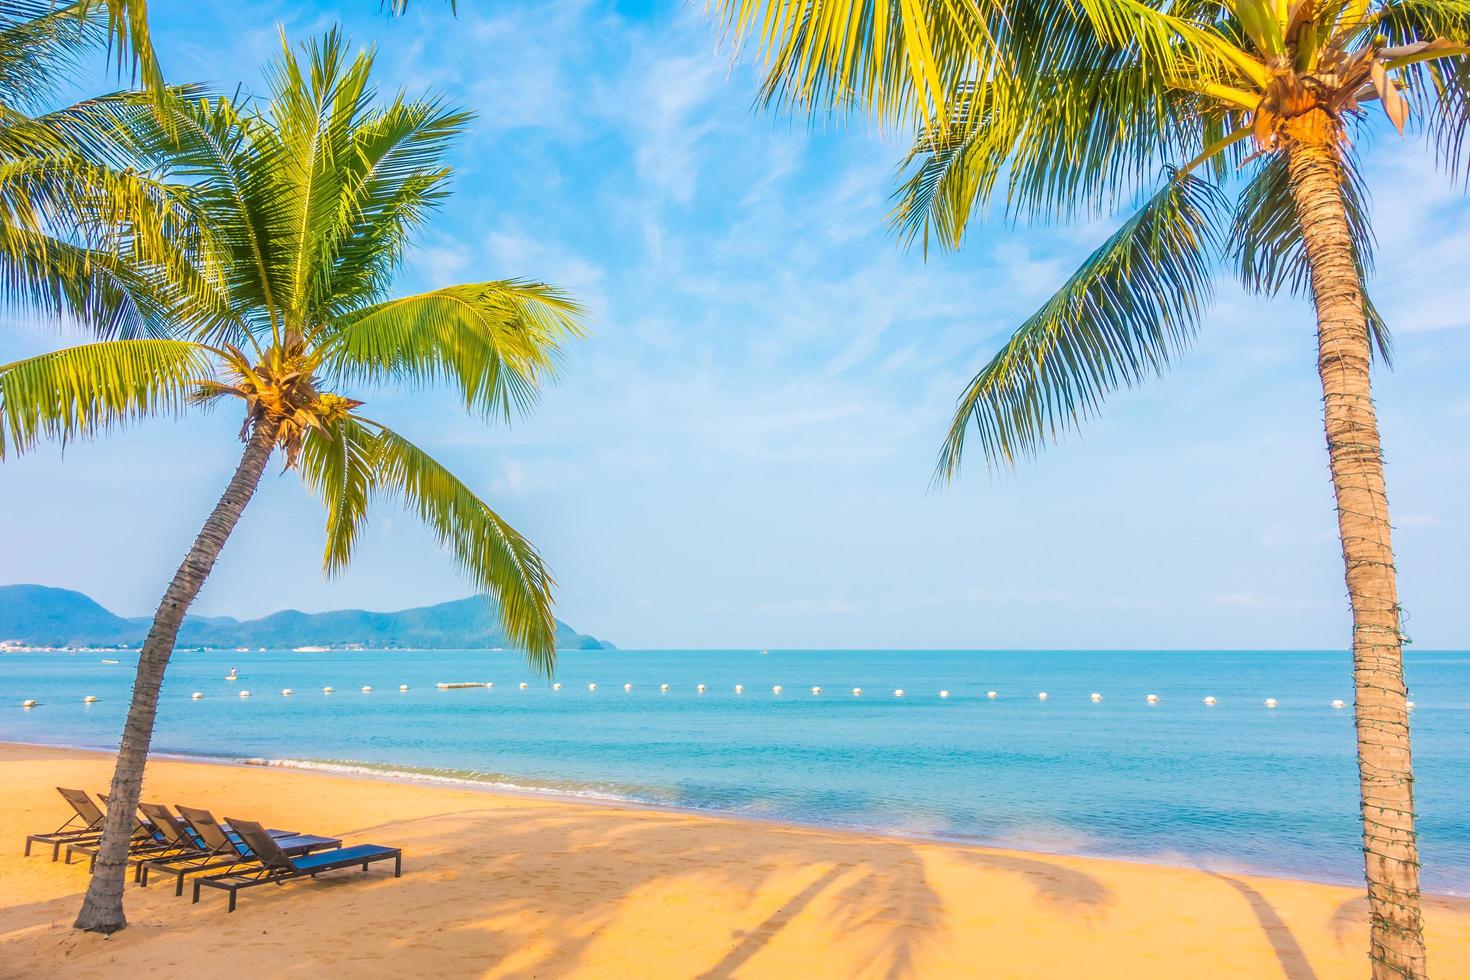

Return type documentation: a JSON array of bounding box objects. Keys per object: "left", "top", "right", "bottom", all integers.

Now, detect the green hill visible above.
[{"left": 0, "top": 584, "right": 612, "bottom": 650}]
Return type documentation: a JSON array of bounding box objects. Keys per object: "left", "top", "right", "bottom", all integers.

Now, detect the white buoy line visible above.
[{"left": 31, "top": 686, "right": 1380, "bottom": 709}]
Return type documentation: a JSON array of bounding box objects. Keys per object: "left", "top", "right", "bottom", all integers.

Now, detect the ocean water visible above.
[{"left": 3, "top": 648, "right": 1468, "bottom": 893}]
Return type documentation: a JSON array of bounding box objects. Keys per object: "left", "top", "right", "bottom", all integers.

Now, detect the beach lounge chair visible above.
[
  {"left": 132, "top": 803, "right": 309, "bottom": 886},
  {"left": 193, "top": 819, "right": 401, "bottom": 912},
  {"left": 144, "top": 805, "right": 341, "bottom": 896},
  {"left": 24, "top": 788, "right": 130, "bottom": 861},
  {"left": 65, "top": 802, "right": 230, "bottom": 878},
  {"left": 64, "top": 801, "right": 175, "bottom": 870}
]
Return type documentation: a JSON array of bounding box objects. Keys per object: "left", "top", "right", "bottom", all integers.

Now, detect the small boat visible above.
[
  {"left": 226, "top": 667, "right": 239, "bottom": 681},
  {"left": 100, "top": 659, "right": 119, "bottom": 665}
]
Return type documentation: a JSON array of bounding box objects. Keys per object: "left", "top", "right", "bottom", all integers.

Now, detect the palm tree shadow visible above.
[
  {"left": 1205, "top": 872, "right": 1320, "bottom": 980},
  {"left": 695, "top": 863, "right": 850, "bottom": 979}
]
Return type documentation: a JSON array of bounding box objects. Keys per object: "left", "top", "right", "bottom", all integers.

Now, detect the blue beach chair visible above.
[
  {"left": 141, "top": 804, "right": 340, "bottom": 896},
  {"left": 193, "top": 818, "right": 401, "bottom": 912}
]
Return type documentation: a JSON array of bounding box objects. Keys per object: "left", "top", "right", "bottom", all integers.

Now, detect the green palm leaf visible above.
[
  {"left": 937, "top": 171, "right": 1227, "bottom": 475},
  {"left": 0, "top": 226, "right": 173, "bottom": 338},
  {"left": 298, "top": 414, "right": 377, "bottom": 575},
  {"left": 0, "top": 338, "right": 210, "bottom": 457},
  {"left": 325, "top": 281, "right": 585, "bottom": 419},
  {"left": 0, "top": 1, "right": 103, "bottom": 110},
  {"left": 370, "top": 423, "right": 558, "bottom": 670}
]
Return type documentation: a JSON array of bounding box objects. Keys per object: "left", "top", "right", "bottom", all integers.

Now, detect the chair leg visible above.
[
  {"left": 228, "top": 889, "right": 237, "bottom": 913},
  {"left": 24, "top": 838, "right": 32, "bottom": 857},
  {"left": 175, "top": 872, "right": 186, "bottom": 897},
  {"left": 394, "top": 854, "right": 402, "bottom": 878},
  {"left": 191, "top": 880, "right": 201, "bottom": 904}
]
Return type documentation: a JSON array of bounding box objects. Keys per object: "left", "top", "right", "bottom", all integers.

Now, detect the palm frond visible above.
[
  {"left": 324, "top": 281, "right": 585, "bottom": 419},
  {"left": 711, "top": 0, "right": 998, "bottom": 126},
  {"left": 369, "top": 422, "right": 557, "bottom": 670},
  {"left": 0, "top": 227, "right": 172, "bottom": 338},
  {"left": 1380, "top": 15, "right": 1470, "bottom": 185},
  {"left": 298, "top": 413, "right": 376, "bottom": 574},
  {"left": 312, "top": 94, "right": 470, "bottom": 317},
  {"left": 70, "top": 0, "right": 165, "bottom": 99},
  {"left": 1231, "top": 151, "right": 1393, "bottom": 362},
  {"left": 937, "top": 171, "right": 1227, "bottom": 476},
  {"left": 0, "top": 1, "right": 103, "bottom": 110},
  {"left": 0, "top": 338, "right": 211, "bottom": 457},
  {"left": 119, "top": 90, "right": 290, "bottom": 343}
]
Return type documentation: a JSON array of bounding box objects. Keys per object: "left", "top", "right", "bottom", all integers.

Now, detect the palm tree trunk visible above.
[
  {"left": 73, "top": 417, "right": 281, "bottom": 934},
  {"left": 1283, "top": 111, "right": 1426, "bottom": 979}
]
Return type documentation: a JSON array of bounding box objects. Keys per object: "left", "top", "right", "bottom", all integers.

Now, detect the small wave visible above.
[{"left": 250, "top": 756, "right": 659, "bottom": 806}]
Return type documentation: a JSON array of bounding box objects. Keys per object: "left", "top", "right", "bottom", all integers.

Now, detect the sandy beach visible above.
[{"left": 0, "top": 743, "right": 1466, "bottom": 978}]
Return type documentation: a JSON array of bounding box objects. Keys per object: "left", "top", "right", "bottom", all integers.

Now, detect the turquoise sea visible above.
[{"left": 3, "top": 648, "right": 1468, "bottom": 893}]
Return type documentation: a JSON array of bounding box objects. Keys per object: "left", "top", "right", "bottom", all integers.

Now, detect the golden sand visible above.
[{"left": 1, "top": 742, "right": 1467, "bottom": 978}]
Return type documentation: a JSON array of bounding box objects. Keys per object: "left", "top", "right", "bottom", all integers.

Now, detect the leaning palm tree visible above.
[
  {"left": 715, "top": 1, "right": 1468, "bottom": 975},
  {"left": 0, "top": 29, "right": 584, "bottom": 933},
  {"left": 1, "top": 0, "right": 200, "bottom": 338}
]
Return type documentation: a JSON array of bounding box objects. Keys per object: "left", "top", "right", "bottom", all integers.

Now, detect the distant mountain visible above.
[{"left": 0, "top": 584, "right": 613, "bottom": 651}]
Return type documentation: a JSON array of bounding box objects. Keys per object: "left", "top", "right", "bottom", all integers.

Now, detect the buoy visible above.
[
  {"left": 624, "top": 683, "right": 633, "bottom": 692},
  {"left": 588, "top": 682, "right": 597, "bottom": 692},
  {"left": 239, "top": 690, "right": 251, "bottom": 698},
  {"left": 1203, "top": 696, "right": 1217, "bottom": 705},
  {"left": 986, "top": 691, "right": 998, "bottom": 699},
  {"left": 1265, "top": 698, "right": 1278, "bottom": 708},
  {"left": 400, "top": 684, "right": 409, "bottom": 692},
  {"left": 552, "top": 682, "right": 562, "bottom": 691},
  {"left": 519, "top": 682, "right": 529, "bottom": 690},
  {"left": 733, "top": 684, "right": 743, "bottom": 694},
  {"left": 894, "top": 689, "right": 905, "bottom": 698},
  {"left": 697, "top": 684, "right": 706, "bottom": 693},
  {"left": 773, "top": 685, "right": 782, "bottom": 695},
  {"left": 1090, "top": 693, "right": 1102, "bottom": 702},
  {"left": 1037, "top": 692, "right": 1048, "bottom": 701},
  {"left": 22, "top": 699, "right": 38, "bottom": 708},
  {"left": 191, "top": 692, "right": 204, "bottom": 700},
  {"left": 939, "top": 690, "right": 950, "bottom": 699},
  {"left": 660, "top": 683, "right": 669, "bottom": 692},
  {"left": 852, "top": 687, "right": 862, "bottom": 696},
  {"left": 811, "top": 686, "right": 821, "bottom": 696},
  {"left": 1407, "top": 701, "right": 1416, "bottom": 710},
  {"left": 1145, "top": 694, "right": 1159, "bottom": 703},
  {"left": 324, "top": 686, "right": 334, "bottom": 694},
  {"left": 281, "top": 689, "right": 293, "bottom": 696},
  {"left": 362, "top": 686, "right": 372, "bottom": 693},
  {"left": 1331, "top": 699, "right": 1345, "bottom": 709},
  {"left": 83, "top": 695, "right": 98, "bottom": 703}
]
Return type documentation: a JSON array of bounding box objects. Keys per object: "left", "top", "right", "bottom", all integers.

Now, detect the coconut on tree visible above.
[
  {"left": 0, "top": 29, "right": 585, "bottom": 933},
  {"left": 714, "top": 0, "right": 1468, "bottom": 975}
]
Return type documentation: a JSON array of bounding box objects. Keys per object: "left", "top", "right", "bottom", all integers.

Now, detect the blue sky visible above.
[{"left": 1, "top": 0, "right": 1467, "bottom": 649}]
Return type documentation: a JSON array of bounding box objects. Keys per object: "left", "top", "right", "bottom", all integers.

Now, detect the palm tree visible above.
[
  {"left": 1, "top": 0, "right": 198, "bottom": 337},
  {"left": 0, "top": 29, "right": 585, "bottom": 933},
  {"left": 714, "top": 1, "right": 1468, "bottom": 975}
]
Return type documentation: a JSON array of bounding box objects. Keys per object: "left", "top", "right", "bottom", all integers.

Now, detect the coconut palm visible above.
[
  {"left": 1, "top": 0, "right": 198, "bottom": 337},
  {"left": 0, "top": 29, "right": 585, "bottom": 933},
  {"left": 715, "top": 1, "right": 1468, "bottom": 975}
]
